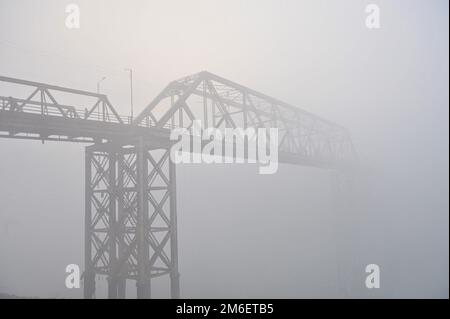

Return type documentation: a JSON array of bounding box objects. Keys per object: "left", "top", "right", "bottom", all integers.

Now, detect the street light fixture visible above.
[
  {"left": 97, "top": 76, "right": 106, "bottom": 94},
  {"left": 124, "top": 69, "right": 134, "bottom": 123}
]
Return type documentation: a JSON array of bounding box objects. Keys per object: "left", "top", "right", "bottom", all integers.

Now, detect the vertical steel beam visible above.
[
  {"left": 107, "top": 148, "right": 118, "bottom": 299},
  {"left": 84, "top": 148, "right": 96, "bottom": 299},
  {"left": 136, "top": 138, "right": 150, "bottom": 298},
  {"left": 169, "top": 159, "right": 180, "bottom": 299},
  {"left": 116, "top": 149, "right": 127, "bottom": 299}
]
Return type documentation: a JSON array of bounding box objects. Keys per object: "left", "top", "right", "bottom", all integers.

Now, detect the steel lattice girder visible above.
[
  {"left": 134, "top": 71, "right": 357, "bottom": 169},
  {"left": 84, "top": 141, "right": 179, "bottom": 299},
  {"left": 0, "top": 75, "right": 124, "bottom": 124}
]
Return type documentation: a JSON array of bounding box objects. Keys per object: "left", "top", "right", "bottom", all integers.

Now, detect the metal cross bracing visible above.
[
  {"left": 84, "top": 140, "right": 179, "bottom": 299},
  {"left": 0, "top": 71, "right": 357, "bottom": 299}
]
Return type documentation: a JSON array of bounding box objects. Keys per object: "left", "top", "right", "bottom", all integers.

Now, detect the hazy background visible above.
[{"left": 0, "top": 0, "right": 448, "bottom": 298}]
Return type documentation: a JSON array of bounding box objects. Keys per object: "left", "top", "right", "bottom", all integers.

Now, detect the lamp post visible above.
[
  {"left": 95, "top": 77, "right": 107, "bottom": 120},
  {"left": 125, "top": 69, "right": 134, "bottom": 123},
  {"left": 97, "top": 76, "right": 106, "bottom": 94}
]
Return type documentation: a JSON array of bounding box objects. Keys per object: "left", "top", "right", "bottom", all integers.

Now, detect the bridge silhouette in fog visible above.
[{"left": 0, "top": 71, "right": 356, "bottom": 298}]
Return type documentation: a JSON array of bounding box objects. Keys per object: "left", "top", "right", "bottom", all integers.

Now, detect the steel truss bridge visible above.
[{"left": 0, "top": 71, "right": 356, "bottom": 299}]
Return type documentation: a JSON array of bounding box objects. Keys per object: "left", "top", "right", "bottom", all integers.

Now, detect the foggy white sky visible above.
[{"left": 0, "top": 0, "right": 448, "bottom": 298}]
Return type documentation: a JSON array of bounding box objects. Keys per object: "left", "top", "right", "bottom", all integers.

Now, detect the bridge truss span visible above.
[{"left": 134, "top": 71, "right": 357, "bottom": 169}]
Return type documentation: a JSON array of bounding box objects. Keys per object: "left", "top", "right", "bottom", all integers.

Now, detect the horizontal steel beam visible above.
[
  {"left": 0, "top": 75, "right": 105, "bottom": 99},
  {"left": 0, "top": 110, "right": 171, "bottom": 147}
]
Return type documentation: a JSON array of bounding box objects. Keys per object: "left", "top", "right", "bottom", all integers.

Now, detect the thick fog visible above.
[{"left": 0, "top": 0, "right": 448, "bottom": 298}]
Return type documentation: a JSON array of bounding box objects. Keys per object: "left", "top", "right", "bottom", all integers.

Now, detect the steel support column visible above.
[
  {"left": 84, "top": 148, "right": 95, "bottom": 299},
  {"left": 136, "top": 137, "right": 151, "bottom": 298},
  {"left": 107, "top": 149, "right": 119, "bottom": 299},
  {"left": 169, "top": 159, "right": 180, "bottom": 299},
  {"left": 116, "top": 150, "right": 127, "bottom": 299},
  {"left": 84, "top": 142, "right": 178, "bottom": 299}
]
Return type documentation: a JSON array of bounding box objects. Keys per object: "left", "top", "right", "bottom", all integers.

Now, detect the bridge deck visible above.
[
  {"left": 0, "top": 109, "right": 347, "bottom": 169},
  {"left": 0, "top": 109, "right": 171, "bottom": 146}
]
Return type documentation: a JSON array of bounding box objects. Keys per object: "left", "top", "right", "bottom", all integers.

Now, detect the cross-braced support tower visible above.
[{"left": 84, "top": 139, "right": 179, "bottom": 299}]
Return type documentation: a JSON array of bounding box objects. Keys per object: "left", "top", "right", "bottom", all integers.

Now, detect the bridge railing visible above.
[
  {"left": 0, "top": 76, "right": 125, "bottom": 124},
  {"left": 0, "top": 95, "right": 134, "bottom": 124},
  {"left": 0, "top": 93, "right": 187, "bottom": 134}
]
